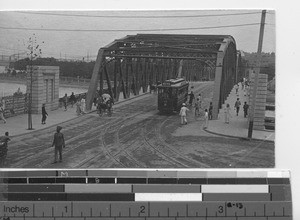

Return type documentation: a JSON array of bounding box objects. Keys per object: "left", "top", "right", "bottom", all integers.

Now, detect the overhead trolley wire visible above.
[
  {"left": 0, "top": 22, "right": 261, "bottom": 32},
  {"left": 14, "top": 11, "right": 262, "bottom": 18}
]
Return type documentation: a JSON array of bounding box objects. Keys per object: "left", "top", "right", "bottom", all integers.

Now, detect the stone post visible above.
[
  {"left": 26, "top": 65, "right": 59, "bottom": 114},
  {"left": 249, "top": 73, "right": 268, "bottom": 130}
]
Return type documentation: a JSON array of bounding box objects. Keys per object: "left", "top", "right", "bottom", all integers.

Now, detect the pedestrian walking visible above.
[
  {"left": 203, "top": 109, "right": 209, "bottom": 129},
  {"left": 234, "top": 84, "right": 239, "bottom": 95},
  {"left": 188, "top": 91, "right": 195, "bottom": 107},
  {"left": 0, "top": 132, "right": 10, "bottom": 166},
  {"left": 243, "top": 102, "right": 249, "bottom": 118},
  {"left": 197, "top": 93, "right": 202, "bottom": 107},
  {"left": 234, "top": 98, "right": 241, "bottom": 116},
  {"left": 41, "top": 104, "right": 48, "bottom": 124},
  {"left": 81, "top": 98, "right": 86, "bottom": 113},
  {"left": 179, "top": 103, "right": 189, "bottom": 125},
  {"left": 224, "top": 103, "right": 232, "bottom": 124},
  {"left": 208, "top": 102, "right": 213, "bottom": 120},
  {"left": 69, "top": 92, "right": 76, "bottom": 107},
  {"left": 194, "top": 98, "right": 200, "bottom": 117},
  {"left": 0, "top": 102, "right": 6, "bottom": 124},
  {"left": 51, "top": 126, "right": 65, "bottom": 163},
  {"left": 63, "top": 93, "right": 68, "bottom": 111},
  {"left": 76, "top": 99, "right": 82, "bottom": 116}
]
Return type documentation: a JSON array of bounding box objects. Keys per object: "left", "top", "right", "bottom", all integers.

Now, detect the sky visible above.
[{"left": 0, "top": 10, "right": 275, "bottom": 60}]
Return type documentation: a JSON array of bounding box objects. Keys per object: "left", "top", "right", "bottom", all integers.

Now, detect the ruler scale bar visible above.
[
  {"left": 0, "top": 201, "right": 293, "bottom": 217},
  {"left": 0, "top": 170, "right": 293, "bottom": 219}
]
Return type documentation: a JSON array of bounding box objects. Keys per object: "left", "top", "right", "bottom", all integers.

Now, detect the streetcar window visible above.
[
  {"left": 162, "top": 87, "right": 172, "bottom": 99},
  {"left": 173, "top": 89, "right": 177, "bottom": 96}
]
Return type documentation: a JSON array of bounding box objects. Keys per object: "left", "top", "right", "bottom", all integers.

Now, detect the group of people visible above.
[
  {"left": 0, "top": 125, "right": 66, "bottom": 165},
  {"left": 234, "top": 78, "right": 251, "bottom": 97},
  {"left": 179, "top": 90, "right": 211, "bottom": 129},
  {"left": 41, "top": 92, "right": 86, "bottom": 125},
  {"left": 224, "top": 100, "right": 249, "bottom": 124},
  {"left": 224, "top": 80, "right": 250, "bottom": 124},
  {"left": 179, "top": 80, "right": 251, "bottom": 127}
]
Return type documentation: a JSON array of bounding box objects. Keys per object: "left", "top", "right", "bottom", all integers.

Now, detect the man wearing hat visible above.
[
  {"left": 179, "top": 103, "right": 189, "bottom": 125},
  {"left": 51, "top": 126, "right": 65, "bottom": 163}
]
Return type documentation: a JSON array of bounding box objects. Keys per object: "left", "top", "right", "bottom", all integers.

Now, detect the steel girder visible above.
[{"left": 86, "top": 34, "right": 237, "bottom": 115}]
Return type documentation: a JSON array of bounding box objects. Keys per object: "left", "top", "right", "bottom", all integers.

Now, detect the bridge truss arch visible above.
[{"left": 86, "top": 34, "right": 239, "bottom": 119}]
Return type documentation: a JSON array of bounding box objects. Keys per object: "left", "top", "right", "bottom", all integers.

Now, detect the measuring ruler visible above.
[{"left": 0, "top": 169, "right": 293, "bottom": 220}]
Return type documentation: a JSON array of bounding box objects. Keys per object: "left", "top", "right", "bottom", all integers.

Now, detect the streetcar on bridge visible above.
[{"left": 157, "top": 78, "right": 189, "bottom": 113}]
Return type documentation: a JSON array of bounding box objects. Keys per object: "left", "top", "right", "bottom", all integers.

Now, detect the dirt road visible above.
[{"left": 4, "top": 82, "right": 274, "bottom": 168}]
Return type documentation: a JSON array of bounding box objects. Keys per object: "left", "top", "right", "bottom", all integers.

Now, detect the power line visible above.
[
  {"left": 0, "top": 46, "right": 27, "bottom": 52},
  {"left": 0, "top": 23, "right": 261, "bottom": 32},
  {"left": 15, "top": 11, "right": 262, "bottom": 18}
]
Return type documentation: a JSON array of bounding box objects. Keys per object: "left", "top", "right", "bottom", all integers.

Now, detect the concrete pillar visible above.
[
  {"left": 249, "top": 73, "right": 268, "bottom": 130},
  {"left": 26, "top": 65, "right": 59, "bottom": 114},
  {"left": 211, "top": 52, "right": 224, "bottom": 119}
]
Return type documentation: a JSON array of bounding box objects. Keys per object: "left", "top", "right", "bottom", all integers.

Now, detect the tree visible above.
[{"left": 26, "top": 34, "right": 43, "bottom": 130}]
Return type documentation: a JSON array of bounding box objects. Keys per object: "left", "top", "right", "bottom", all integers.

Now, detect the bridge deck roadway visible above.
[{"left": 1, "top": 82, "right": 274, "bottom": 168}]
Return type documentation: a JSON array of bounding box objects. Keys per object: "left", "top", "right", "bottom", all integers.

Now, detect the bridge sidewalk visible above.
[
  {"left": 0, "top": 93, "right": 152, "bottom": 137},
  {"left": 205, "top": 83, "right": 275, "bottom": 142}
]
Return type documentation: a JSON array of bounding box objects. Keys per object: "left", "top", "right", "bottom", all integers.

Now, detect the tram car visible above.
[{"left": 157, "top": 78, "right": 189, "bottom": 113}]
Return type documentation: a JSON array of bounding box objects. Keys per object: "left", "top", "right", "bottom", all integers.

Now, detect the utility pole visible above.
[{"left": 248, "top": 10, "right": 266, "bottom": 138}]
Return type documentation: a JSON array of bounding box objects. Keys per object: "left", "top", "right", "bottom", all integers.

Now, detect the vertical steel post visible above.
[{"left": 248, "top": 10, "right": 266, "bottom": 138}]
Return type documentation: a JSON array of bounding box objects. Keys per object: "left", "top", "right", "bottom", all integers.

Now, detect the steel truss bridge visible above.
[{"left": 86, "top": 34, "right": 240, "bottom": 119}]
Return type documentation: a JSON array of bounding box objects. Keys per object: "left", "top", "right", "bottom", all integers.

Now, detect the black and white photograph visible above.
[{"left": 0, "top": 9, "right": 276, "bottom": 169}]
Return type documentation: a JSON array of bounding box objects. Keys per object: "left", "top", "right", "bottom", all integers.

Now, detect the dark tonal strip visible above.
[
  {"left": 67, "top": 193, "right": 135, "bottom": 201},
  {"left": 269, "top": 185, "right": 292, "bottom": 201},
  {"left": 5, "top": 193, "right": 135, "bottom": 201},
  {"left": 7, "top": 184, "right": 65, "bottom": 193},
  {"left": 268, "top": 178, "right": 290, "bottom": 184},
  {"left": 29, "top": 178, "right": 56, "bottom": 184},
  {"left": 207, "top": 178, "right": 237, "bottom": 184},
  {"left": 88, "top": 178, "right": 115, "bottom": 184},
  {"left": 178, "top": 178, "right": 207, "bottom": 184},
  {"left": 2, "top": 171, "right": 28, "bottom": 177},
  {"left": 55, "top": 178, "right": 86, "bottom": 184},
  {"left": 5, "top": 193, "right": 67, "bottom": 201},
  {"left": 148, "top": 178, "right": 177, "bottom": 184},
  {"left": 203, "top": 193, "right": 271, "bottom": 201},
  {"left": 236, "top": 178, "right": 268, "bottom": 184},
  {"left": 2, "top": 178, "right": 27, "bottom": 184},
  {"left": 117, "top": 178, "right": 147, "bottom": 184},
  {"left": 26, "top": 170, "right": 57, "bottom": 177}
]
